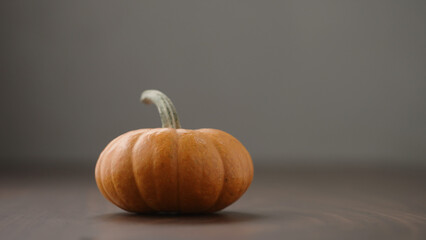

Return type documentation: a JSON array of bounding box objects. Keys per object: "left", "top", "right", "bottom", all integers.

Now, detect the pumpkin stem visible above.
[{"left": 140, "top": 89, "right": 182, "bottom": 129}]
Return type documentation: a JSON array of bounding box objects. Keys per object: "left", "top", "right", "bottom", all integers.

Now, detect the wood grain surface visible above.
[{"left": 1, "top": 164, "right": 425, "bottom": 240}]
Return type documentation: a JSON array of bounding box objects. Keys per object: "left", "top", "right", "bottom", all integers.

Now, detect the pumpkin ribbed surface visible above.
[{"left": 95, "top": 128, "right": 253, "bottom": 213}]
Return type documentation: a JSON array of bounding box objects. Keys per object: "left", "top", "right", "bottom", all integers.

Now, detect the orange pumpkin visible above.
[{"left": 95, "top": 90, "right": 253, "bottom": 213}]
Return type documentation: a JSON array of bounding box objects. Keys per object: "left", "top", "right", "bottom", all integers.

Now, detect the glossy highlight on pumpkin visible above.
[{"left": 95, "top": 90, "right": 253, "bottom": 213}]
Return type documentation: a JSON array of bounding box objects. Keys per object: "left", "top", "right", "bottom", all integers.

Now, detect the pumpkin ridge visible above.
[
  {"left": 241, "top": 145, "right": 254, "bottom": 198},
  {"left": 203, "top": 132, "right": 226, "bottom": 212},
  {"left": 132, "top": 129, "right": 158, "bottom": 211},
  {"left": 98, "top": 141, "right": 124, "bottom": 208},
  {"left": 148, "top": 131, "right": 160, "bottom": 211},
  {"left": 96, "top": 152, "right": 115, "bottom": 206},
  {"left": 106, "top": 131, "right": 144, "bottom": 209},
  {"left": 175, "top": 130, "right": 181, "bottom": 212},
  {"left": 108, "top": 140, "right": 130, "bottom": 209},
  {"left": 234, "top": 136, "right": 253, "bottom": 205},
  {"left": 199, "top": 132, "right": 206, "bottom": 211},
  {"left": 199, "top": 131, "right": 224, "bottom": 212},
  {"left": 228, "top": 133, "right": 252, "bottom": 210},
  {"left": 129, "top": 131, "right": 154, "bottom": 212}
]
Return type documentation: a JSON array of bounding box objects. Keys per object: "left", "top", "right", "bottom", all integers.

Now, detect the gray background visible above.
[{"left": 1, "top": 0, "right": 425, "bottom": 167}]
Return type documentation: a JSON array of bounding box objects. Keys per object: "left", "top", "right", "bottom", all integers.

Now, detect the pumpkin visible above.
[{"left": 95, "top": 90, "right": 253, "bottom": 213}]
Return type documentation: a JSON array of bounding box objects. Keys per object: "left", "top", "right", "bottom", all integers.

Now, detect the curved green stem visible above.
[{"left": 140, "top": 90, "right": 181, "bottom": 129}]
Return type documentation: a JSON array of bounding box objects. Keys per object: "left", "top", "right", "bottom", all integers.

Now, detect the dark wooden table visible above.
[{"left": 1, "top": 164, "right": 425, "bottom": 240}]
